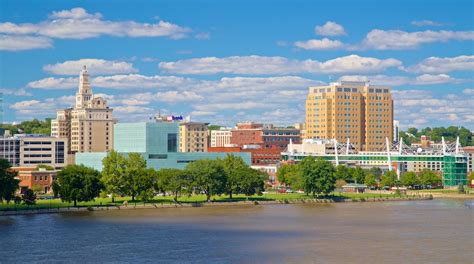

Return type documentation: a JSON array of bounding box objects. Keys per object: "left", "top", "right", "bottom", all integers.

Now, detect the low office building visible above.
[
  {"left": 1, "top": 134, "right": 68, "bottom": 168},
  {"left": 231, "top": 122, "right": 300, "bottom": 151},
  {"left": 76, "top": 122, "right": 250, "bottom": 171},
  {"left": 210, "top": 129, "right": 232, "bottom": 147},
  {"left": 13, "top": 167, "right": 57, "bottom": 194}
]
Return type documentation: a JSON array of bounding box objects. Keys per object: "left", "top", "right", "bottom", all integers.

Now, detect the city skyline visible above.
[{"left": 0, "top": 0, "right": 473, "bottom": 129}]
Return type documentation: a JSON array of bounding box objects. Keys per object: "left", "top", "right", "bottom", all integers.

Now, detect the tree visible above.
[
  {"left": 400, "top": 172, "right": 419, "bottom": 187},
  {"left": 22, "top": 188, "right": 37, "bottom": 205},
  {"left": 468, "top": 172, "right": 474, "bottom": 186},
  {"left": 123, "top": 153, "right": 149, "bottom": 201},
  {"left": 222, "top": 154, "right": 248, "bottom": 199},
  {"left": 239, "top": 168, "right": 266, "bottom": 197},
  {"left": 299, "top": 157, "right": 336, "bottom": 197},
  {"left": 0, "top": 159, "right": 19, "bottom": 204},
  {"left": 36, "top": 164, "right": 55, "bottom": 171},
  {"left": 364, "top": 173, "right": 377, "bottom": 188},
  {"left": 277, "top": 164, "right": 302, "bottom": 190},
  {"left": 136, "top": 168, "right": 156, "bottom": 202},
  {"left": 351, "top": 166, "right": 366, "bottom": 184},
  {"left": 186, "top": 159, "right": 226, "bottom": 202},
  {"left": 156, "top": 168, "right": 191, "bottom": 202},
  {"left": 335, "top": 179, "right": 347, "bottom": 189},
  {"left": 380, "top": 170, "right": 397, "bottom": 187},
  {"left": 419, "top": 169, "right": 442, "bottom": 187},
  {"left": 368, "top": 167, "right": 383, "bottom": 180},
  {"left": 101, "top": 150, "right": 127, "bottom": 202},
  {"left": 334, "top": 165, "right": 351, "bottom": 181},
  {"left": 52, "top": 165, "right": 103, "bottom": 207}
]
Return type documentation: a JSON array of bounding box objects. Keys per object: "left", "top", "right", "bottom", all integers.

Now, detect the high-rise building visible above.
[
  {"left": 210, "top": 129, "right": 232, "bottom": 147},
  {"left": 393, "top": 120, "right": 400, "bottom": 142},
  {"left": 51, "top": 66, "right": 115, "bottom": 153},
  {"left": 305, "top": 81, "right": 393, "bottom": 151},
  {"left": 179, "top": 122, "right": 209, "bottom": 152}
]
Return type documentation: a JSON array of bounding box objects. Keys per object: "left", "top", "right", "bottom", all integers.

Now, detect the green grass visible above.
[
  {"left": 0, "top": 192, "right": 417, "bottom": 212},
  {"left": 416, "top": 187, "right": 473, "bottom": 194}
]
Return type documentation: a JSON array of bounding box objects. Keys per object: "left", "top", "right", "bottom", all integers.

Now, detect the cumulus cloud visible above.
[
  {"left": 294, "top": 38, "right": 345, "bottom": 50},
  {"left": 159, "top": 55, "right": 401, "bottom": 75},
  {"left": 339, "top": 73, "right": 463, "bottom": 86},
  {"left": 43, "top": 59, "right": 138, "bottom": 75},
  {"left": 0, "top": 88, "right": 32, "bottom": 96},
  {"left": 0, "top": 35, "right": 52, "bottom": 51},
  {"left": 0, "top": 7, "right": 191, "bottom": 51},
  {"left": 360, "top": 29, "right": 474, "bottom": 50},
  {"left": 402, "top": 55, "right": 474, "bottom": 73},
  {"left": 315, "top": 21, "right": 346, "bottom": 36},
  {"left": 27, "top": 77, "right": 78, "bottom": 89}
]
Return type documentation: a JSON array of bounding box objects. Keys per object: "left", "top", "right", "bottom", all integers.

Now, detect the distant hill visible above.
[
  {"left": 1, "top": 118, "right": 52, "bottom": 135},
  {"left": 399, "top": 126, "right": 472, "bottom": 146}
]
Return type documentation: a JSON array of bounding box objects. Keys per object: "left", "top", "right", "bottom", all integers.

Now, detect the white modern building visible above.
[{"left": 210, "top": 129, "right": 232, "bottom": 147}]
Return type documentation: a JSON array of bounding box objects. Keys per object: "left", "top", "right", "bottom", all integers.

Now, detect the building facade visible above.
[
  {"left": 51, "top": 66, "right": 115, "bottom": 153},
  {"left": 13, "top": 167, "right": 57, "bottom": 194},
  {"left": 76, "top": 122, "right": 250, "bottom": 171},
  {"left": 210, "top": 129, "right": 232, "bottom": 147},
  {"left": 0, "top": 134, "right": 68, "bottom": 168},
  {"left": 231, "top": 122, "right": 300, "bottom": 151},
  {"left": 305, "top": 81, "right": 393, "bottom": 151},
  {"left": 179, "top": 122, "right": 209, "bottom": 152}
]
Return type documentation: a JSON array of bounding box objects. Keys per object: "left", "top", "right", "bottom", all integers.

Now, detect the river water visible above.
[{"left": 0, "top": 199, "right": 472, "bottom": 263}]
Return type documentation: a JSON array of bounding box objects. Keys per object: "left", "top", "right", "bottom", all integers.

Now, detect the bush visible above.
[
  {"left": 457, "top": 183, "right": 465, "bottom": 194},
  {"left": 22, "top": 188, "right": 36, "bottom": 205}
]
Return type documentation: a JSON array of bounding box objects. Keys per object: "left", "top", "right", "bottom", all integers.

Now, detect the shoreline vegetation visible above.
[{"left": 0, "top": 192, "right": 435, "bottom": 216}]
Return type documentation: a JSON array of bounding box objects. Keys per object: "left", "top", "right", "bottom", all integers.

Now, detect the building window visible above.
[
  {"left": 167, "top": 133, "right": 177, "bottom": 152},
  {"left": 149, "top": 154, "right": 168, "bottom": 159}
]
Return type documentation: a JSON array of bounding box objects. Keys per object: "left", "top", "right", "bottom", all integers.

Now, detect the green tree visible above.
[
  {"left": 0, "top": 159, "right": 20, "bottom": 203},
  {"left": 334, "top": 165, "right": 351, "bottom": 181},
  {"left": 277, "top": 164, "right": 302, "bottom": 190},
  {"left": 240, "top": 168, "right": 266, "bottom": 197},
  {"left": 36, "top": 164, "right": 55, "bottom": 171},
  {"left": 208, "top": 125, "right": 222, "bottom": 131},
  {"left": 351, "top": 166, "right": 366, "bottom": 184},
  {"left": 123, "top": 153, "right": 148, "bottom": 201},
  {"left": 101, "top": 150, "right": 127, "bottom": 202},
  {"left": 22, "top": 188, "right": 37, "bottom": 205},
  {"left": 299, "top": 157, "right": 336, "bottom": 197},
  {"left": 186, "top": 159, "right": 227, "bottom": 202},
  {"left": 400, "top": 172, "right": 419, "bottom": 187},
  {"left": 364, "top": 173, "right": 377, "bottom": 188},
  {"left": 135, "top": 168, "right": 156, "bottom": 202},
  {"left": 156, "top": 168, "right": 191, "bottom": 201},
  {"left": 368, "top": 167, "right": 383, "bottom": 180},
  {"left": 52, "top": 165, "right": 103, "bottom": 207},
  {"left": 335, "top": 179, "right": 347, "bottom": 189},
  {"left": 222, "top": 154, "right": 248, "bottom": 199},
  {"left": 419, "top": 169, "right": 442, "bottom": 187},
  {"left": 380, "top": 170, "right": 397, "bottom": 187}
]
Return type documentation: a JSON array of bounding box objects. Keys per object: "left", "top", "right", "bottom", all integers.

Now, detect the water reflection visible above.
[{"left": 0, "top": 199, "right": 472, "bottom": 263}]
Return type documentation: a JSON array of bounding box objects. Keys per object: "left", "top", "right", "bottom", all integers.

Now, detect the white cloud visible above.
[
  {"left": 315, "top": 21, "right": 346, "bottom": 36},
  {"left": 114, "top": 105, "right": 154, "bottom": 114},
  {"left": 463, "top": 88, "right": 474, "bottom": 95},
  {"left": 294, "top": 38, "right": 345, "bottom": 50},
  {"left": 411, "top": 20, "right": 446, "bottom": 27},
  {"left": 27, "top": 77, "right": 78, "bottom": 89},
  {"left": 339, "top": 73, "right": 463, "bottom": 86},
  {"left": 159, "top": 55, "right": 402, "bottom": 75},
  {"left": 0, "top": 7, "right": 191, "bottom": 51},
  {"left": 361, "top": 29, "right": 474, "bottom": 50},
  {"left": 190, "top": 111, "right": 217, "bottom": 116},
  {"left": 43, "top": 59, "right": 138, "bottom": 75},
  {"left": 0, "top": 35, "right": 52, "bottom": 51},
  {"left": 9, "top": 96, "right": 73, "bottom": 116},
  {"left": 0, "top": 88, "right": 32, "bottom": 96},
  {"left": 195, "top": 32, "right": 210, "bottom": 39},
  {"left": 402, "top": 55, "right": 474, "bottom": 73}
]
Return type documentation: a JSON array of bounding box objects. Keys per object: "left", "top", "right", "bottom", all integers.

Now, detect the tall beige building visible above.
[
  {"left": 210, "top": 129, "right": 232, "bottom": 147},
  {"left": 179, "top": 122, "right": 209, "bottom": 152},
  {"left": 51, "top": 66, "right": 115, "bottom": 153},
  {"left": 305, "top": 81, "right": 393, "bottom": 151}
]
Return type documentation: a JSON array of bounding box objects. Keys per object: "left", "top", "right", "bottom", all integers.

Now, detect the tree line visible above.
[
  {"left": 278, "top": 158, "right": 443, "bottom": 192},
  {"left": 51, "top": 152, "right": 266, "bottom": 206},
  {"left": 0, "top": 118, "right": 52, "bottom": 135},
  {"left": 400, "top": 126, "right": 472, "bottom": 146}
]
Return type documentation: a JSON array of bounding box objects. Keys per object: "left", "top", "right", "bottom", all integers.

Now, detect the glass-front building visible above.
[{"left": 76, "top": 122, "right": 251, "bottom": 171}]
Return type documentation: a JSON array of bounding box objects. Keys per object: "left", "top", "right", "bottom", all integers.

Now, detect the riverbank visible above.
[{"left": 0, "top": 193, "right": 433, "bottom": 216}]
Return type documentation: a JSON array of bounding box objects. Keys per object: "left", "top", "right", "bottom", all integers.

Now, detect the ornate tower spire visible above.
[{"left": 75, "top": 65, "right": 93, "bottom": 109}]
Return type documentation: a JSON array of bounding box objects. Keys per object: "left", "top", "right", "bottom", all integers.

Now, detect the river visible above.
[{"left": 0, "top": 199, "right": 472, "bottom": 263}]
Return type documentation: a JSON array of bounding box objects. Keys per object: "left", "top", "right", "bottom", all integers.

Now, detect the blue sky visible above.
[{"left": 0, "top": 0, "right": 473, "bottom": 129}]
